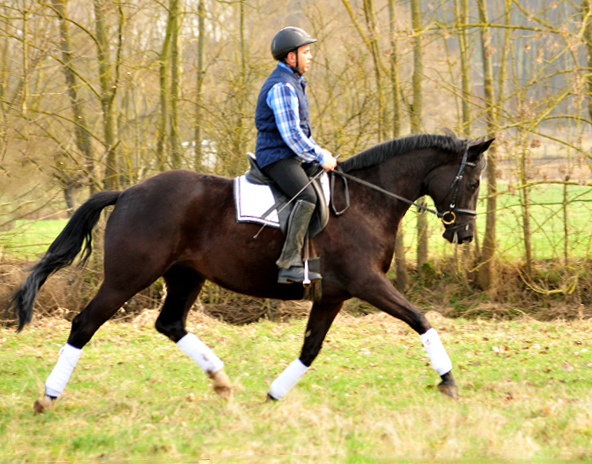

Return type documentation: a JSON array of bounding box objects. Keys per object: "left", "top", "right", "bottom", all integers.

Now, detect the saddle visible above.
[{"left": 234, "top": 153, "right": 330, "bottom": 238}]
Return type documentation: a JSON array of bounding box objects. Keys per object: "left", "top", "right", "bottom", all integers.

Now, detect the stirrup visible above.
[{"left": 278, "top": 265, "right": 322, "bottom": 284}]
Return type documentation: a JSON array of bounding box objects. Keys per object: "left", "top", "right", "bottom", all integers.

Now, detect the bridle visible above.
[
  {"left": 331, "top": 144, "right": 477, "bottom": 226},
  {"left": 438, "top": 144, "right": 477, "bottom": 225}
]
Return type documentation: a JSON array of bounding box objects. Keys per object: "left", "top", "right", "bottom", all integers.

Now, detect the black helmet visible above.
[{"left": 271, "top": 27, "right": 317, "bottom": 61}]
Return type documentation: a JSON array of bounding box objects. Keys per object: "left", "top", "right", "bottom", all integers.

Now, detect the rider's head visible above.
[{"left": 271, "top": 27, "right": 317, "bottom": 75}]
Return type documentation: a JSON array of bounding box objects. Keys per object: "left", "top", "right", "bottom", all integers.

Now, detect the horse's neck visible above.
[
  {"left": 348, "top": 151, "right": 439, "bottom": 234},
  {"left": 370, "top": 151, "right": 435, "bottom": 204},
  {"left": 346, "top": 158, "right": 414, "bottom": 229}
]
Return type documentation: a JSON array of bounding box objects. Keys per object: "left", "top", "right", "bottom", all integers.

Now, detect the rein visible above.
[{"left": 331, "top": 144, "right": 476, "bottom": 225}]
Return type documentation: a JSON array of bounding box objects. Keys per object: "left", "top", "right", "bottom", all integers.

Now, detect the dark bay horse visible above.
[{"left": 8, "top": 133, "right": 493, "bottom": 412}]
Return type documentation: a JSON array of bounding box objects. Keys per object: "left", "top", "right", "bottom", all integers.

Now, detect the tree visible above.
[
  {"left": 475, "top": 0, "right": 499, "bottom": 289},
  {"left": 193, "top": 0, "right": 205, "bottom": 171},
  {"left": 389, "top": 0, "right": 407, "bottom": 292},
  {"left": 93, "top": 0, "right": 122, "bottom": 189},
  {"left": 156, "top": 0, "right": 174, "bottom": 172},
  {"left": 169, "top": 0, "right": 183, "bottom": 169},
  {"left": 341, "top": 0, "right": 386, "bottom": 143},
  {"left": 582, "top": 0, "right": 592, "bottom": 122},
  {"left": 51, "top": 0, "right": 96, "bottom": 202},
  {"left": 410, "top": 0, "right": 429, "bottom": 273}
]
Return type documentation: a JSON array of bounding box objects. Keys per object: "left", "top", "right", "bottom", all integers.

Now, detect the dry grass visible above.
[{"left": 2, "top": 311, "right": 592, "bottom": 462}]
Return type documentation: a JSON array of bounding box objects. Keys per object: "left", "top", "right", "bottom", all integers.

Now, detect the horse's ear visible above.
[{"left": 468, "top": 137, "right": 494, "bottom": 159}]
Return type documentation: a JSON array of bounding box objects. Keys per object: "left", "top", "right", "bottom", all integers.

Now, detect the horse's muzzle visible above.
[{"left": 442, "top": 223, "right": 474, "bottom": 244}]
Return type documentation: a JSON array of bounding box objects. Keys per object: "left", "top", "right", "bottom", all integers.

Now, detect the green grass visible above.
[
  {"left": 0, "top": 220, "right": 68, "bottom": 259},
  {"left": 400, "top": 182, "right": 592, "bottom": 263},
  {"left": 1, "top": 312, "right": 591, "bottom": 462}
]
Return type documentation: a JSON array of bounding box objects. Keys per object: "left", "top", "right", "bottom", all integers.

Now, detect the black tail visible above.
[{"left": 7, "top": 190, "right": 121, "bottom": 332}]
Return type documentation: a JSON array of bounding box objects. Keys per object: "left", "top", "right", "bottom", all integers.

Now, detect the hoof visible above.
[
  {"left": 437, "top": 382, "right": 459, "bottom": 400},
  {"left": 210, "top": 370, "right": 232, "bottom": 401},
  {"left": 33, "top": 395, "right": 55, "bottom": 414},
  {"left": 266, "top": 393, "right": 277, "bottom": 402}
]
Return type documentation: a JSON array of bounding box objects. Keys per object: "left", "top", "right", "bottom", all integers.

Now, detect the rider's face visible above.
[
  {"left": 297, "top": 45, "right": 313, "bottom": 74},
  {"left": 287, "top": 45, "right": 313, "bottom": 74}
]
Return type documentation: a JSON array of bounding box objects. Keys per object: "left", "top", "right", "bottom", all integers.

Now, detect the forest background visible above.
[{"left": 1, "top": 0, "right": 592, "bottom": 322}]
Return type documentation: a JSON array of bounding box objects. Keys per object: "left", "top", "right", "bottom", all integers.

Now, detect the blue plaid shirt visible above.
[{"left": 266, "top": 62, "right": 325, "bottom": 165}]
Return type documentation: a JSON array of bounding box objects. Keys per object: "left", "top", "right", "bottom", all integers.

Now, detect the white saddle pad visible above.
[{"left": 234, "top": 173, "right": 331, "bottom": 229}]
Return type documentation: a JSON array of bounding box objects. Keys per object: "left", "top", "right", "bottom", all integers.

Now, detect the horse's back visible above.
[
  {"left": 123, "top": 169, "right": 230, "bottom": 201},
  {"left": 112, "top": 170, "right": 231, "bottom": 218},
  {"left": 103, "top": 170, "right": 234, "bottom": 256}
]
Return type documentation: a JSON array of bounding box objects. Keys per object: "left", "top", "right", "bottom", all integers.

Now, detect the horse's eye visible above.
[{"left": 468, "top": 180, "right": 479, "bottom": 191}]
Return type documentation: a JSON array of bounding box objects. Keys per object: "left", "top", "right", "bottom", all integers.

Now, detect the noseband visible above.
[{"left": 332, "top": 143, "right": 477, "bottom": 226}]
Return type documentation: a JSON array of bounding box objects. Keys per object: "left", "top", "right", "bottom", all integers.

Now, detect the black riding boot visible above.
[{"left": 276, "top": 199, "right": 322, "bottom": 284}]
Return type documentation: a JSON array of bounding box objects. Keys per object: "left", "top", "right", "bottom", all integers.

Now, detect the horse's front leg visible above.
[
  {"left": 354, "top": 273, "right": 459, "bottom": 400},
  {"left": 155, "top": 267, "right": 232, "bottom": 401},
  {"left": 267, "top": 301, "right": 343, "bottom": 401}
]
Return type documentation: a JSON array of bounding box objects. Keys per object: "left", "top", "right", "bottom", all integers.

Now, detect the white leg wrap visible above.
[
  {"left": 420, "top": 328, "right": 453, "bottom": 376},
  {"left": 268, "top": 358, "right": 308, "bottom": 400},
  {"left": 45, "top": 343, "right": 82, "bottom": 398},
  {"left": 177, "top": 333, "right": 224, "bottom": 375}
]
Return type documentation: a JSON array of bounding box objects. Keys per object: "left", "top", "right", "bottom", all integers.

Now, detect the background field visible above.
[
  {"left": 1, "top": 311, "right": 591, "bottom": 463},
  {"left": 404, "top": 182, "right": 592, "bottom": 263},
  {"left": 2, "top": 182, "right": 592, "bottom": 262}
]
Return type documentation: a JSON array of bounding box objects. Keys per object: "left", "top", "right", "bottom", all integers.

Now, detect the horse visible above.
[{"left": 8, "top": 133, "right": 493, "bottom": 413}]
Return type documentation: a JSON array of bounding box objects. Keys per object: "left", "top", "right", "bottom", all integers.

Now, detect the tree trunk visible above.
[
  {"left": 455, "top": 0, "right": 472, "bottom": 277},
  {"left": 193, "top": 0, "right": 205, "bottom": 171},
  {"left": 410, "top": 0, "right": 428, "bottom": 273},
  {"left": 389, "top": 0, "right": 407, "bottom": 292},
  {"left": 341, "top": 0, "right": 386, "bottom": 143},
  {"left": 518, "top": 132, "right": 532, "bottom": 277},
  {"left": 170, "top": 0, "right": 182, "bottom": 169},
  {"left": 229, "top": 0, "right": 247, "bottom": 176},
  {"left": 476, "top": 0, "right": 499, "bottom": 289},
  {"left": 157, "top": 3, "right": 174, "bottom": 172},
  {"left": 563, "top": 176, "right": 569, "bottom": 265},
  {"left": 0, "top": 29, "right": 8, "bottom": 158},
  {"left": 52, "top": 0, "right": 96, "bottom": 194},
  {"left": 363, "top": 0, "right": 386, "bottom": 142},
  {"left": 94, "top": 0, "right": 120, "bottom": 190},
  {"left": 456, "top": 0, "right": 470, "bottom": 137},
  {"left": 21, "top": 9, "right": 29, "bottom": 116},
  {"left": 63, "top": 183, "right": 79, "bottom": 216},
  {"left": 582, "top": 0, "right": 592, "bottom": 121}
]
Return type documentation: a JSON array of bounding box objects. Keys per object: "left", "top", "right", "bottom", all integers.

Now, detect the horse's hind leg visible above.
[
  {"left": 268, "top": 301, "right": 343, "bottom": 401},
  {"left": 154, "top": 265, "right": 231, "bottom": 400},
  {"left": 34, "top": 279, "right": 153, "bottom": 413}
]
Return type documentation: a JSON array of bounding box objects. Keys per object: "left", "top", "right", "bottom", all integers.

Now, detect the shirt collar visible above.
[{"left": 277, "top": 62, "right": 305, "bottom": 83}]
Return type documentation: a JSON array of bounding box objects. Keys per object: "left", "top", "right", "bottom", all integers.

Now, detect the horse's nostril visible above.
[{"left": 462, "top": 235, "right": 473, "bottom": 244}]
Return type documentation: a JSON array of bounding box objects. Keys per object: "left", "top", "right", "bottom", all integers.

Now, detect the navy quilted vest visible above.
[{"left": 255, "top": 65, "right": 311, "bottom": 168}]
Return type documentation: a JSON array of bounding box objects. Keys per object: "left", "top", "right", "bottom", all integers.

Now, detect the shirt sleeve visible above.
[{"left": 266, "top": 82, "right": 325, "bottom": 165}]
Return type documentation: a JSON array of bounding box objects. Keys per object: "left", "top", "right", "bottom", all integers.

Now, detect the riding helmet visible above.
[{"left": 271, "top": 27, "right": 317, "bottom": 61}]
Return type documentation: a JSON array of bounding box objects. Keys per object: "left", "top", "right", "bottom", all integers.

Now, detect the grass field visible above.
[
  {"left": 404, "top": 182, "right": 592, "bottom": 263},
  {"left": 0, "top": 219, "right": 69, "bottom": 259},
  {"left": 1, "top": 311, "right": 591, "bottom": 463},
  {"left": 2, "top": 182, "right": 591, "bottom": 263}
]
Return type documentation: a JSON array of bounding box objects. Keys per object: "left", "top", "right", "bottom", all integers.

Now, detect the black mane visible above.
[{"left": 339, "top": 134, "right": 467, "bottom": 173}]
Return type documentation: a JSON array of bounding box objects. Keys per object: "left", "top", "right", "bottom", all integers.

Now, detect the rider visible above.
[{"left": 255, "top": 26, "right": 338, "bottom": 284}]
